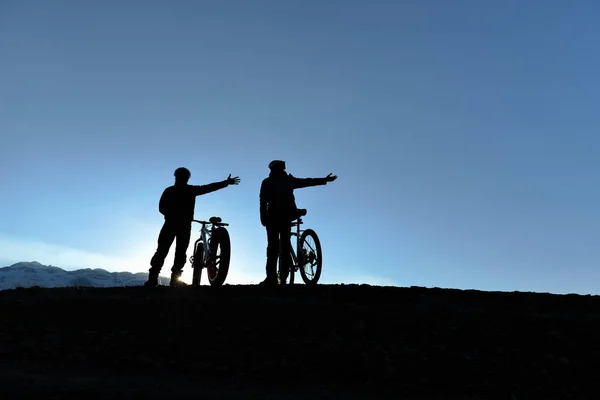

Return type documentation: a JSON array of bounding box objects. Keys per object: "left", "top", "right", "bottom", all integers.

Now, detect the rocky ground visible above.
[{"left": 0, "top": 284, "right": 598, "bottom": 399}]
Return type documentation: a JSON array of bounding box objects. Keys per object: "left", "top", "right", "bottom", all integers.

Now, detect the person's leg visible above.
[
  {"left": 262, "top": 224, "right": 280, "bottom": 284},
  {"left": 278, "top": 223, "right": 293, "bottom": 284},
  {"left": 170, "top": 221, "right": 192, "bottom": 285},
  {"left": 147, "top": 221, "right": 176, "bottom": 285}
]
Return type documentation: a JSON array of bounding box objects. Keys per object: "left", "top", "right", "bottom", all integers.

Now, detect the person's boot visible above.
[
  {"left": 258, "top": 275, "right": 278, "bottom": 287},
  {"left": 278, "top": 268, "right": 288, "bottom": 286},
  {"left": 144, "top": 269, "right": 160, "bottom": 287},
  {"left": 260, "top": 258, "right": 279, "bottom": 287},
  {"left": 170, "top": 270, "right": 188, "bottom": 287}
]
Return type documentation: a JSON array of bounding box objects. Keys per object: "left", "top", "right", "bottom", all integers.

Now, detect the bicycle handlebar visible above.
[{"left": 192, "top": 219, "right": 229, "bottom": 226}]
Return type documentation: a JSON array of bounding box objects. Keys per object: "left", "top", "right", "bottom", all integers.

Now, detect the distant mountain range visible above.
[{"left": 0, "top": 261, "right": 166, "bottom": 290}]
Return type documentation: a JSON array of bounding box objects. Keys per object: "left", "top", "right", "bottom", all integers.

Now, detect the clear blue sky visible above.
[{"left": 1, "top": 0, "right": 599, "bottom": 294}]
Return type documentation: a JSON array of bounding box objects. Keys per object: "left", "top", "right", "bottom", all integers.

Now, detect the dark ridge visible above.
[{"left": 0, "top": 284, "right": 598, "bottom": 399}]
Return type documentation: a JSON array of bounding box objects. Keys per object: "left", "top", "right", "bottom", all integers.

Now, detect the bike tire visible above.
[
  {"left": 289, "top": 234, "right": 296, "bottom": 284},
  {"left": 207, "top": 227, "right": 231, "bottom": 287},
  {"left": 289, "top": 259, "right": 295, "bottom": 285},
  {"left": 298, "top": 229, "right": 322, "bottom": 285},
  {"left": 277, "top": 256, "right": 294, "bottom": 285},
  {"left": 191, "top": 241, "right": 204, "bottom": 286},
  {"left": 277, "top": 236, "right": 296, "bottom": 285}
]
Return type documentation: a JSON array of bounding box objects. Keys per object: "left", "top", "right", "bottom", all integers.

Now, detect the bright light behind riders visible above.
[
  {"left": 0, "top": 233, "right": 264, "bottom": 284},
  {"left": 0, "top": 221, "right": 396, "bottom": 286}
]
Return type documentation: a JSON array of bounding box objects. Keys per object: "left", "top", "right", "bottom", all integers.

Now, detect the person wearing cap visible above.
[
  {"left": 259, "top": 160, "right": 337, "bottom": 286},
  {"left": 145, "top": 167, "right": 240, "bottom": 287}
]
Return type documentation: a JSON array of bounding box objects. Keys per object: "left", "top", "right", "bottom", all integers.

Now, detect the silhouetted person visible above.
[
  {"left": 145, "top": 167, "right": 240, "bottom": 287},
  {"left": 259, "top": 160, "right": 337, "bottom": 286}
]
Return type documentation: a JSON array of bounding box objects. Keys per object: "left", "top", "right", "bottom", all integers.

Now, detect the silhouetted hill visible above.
[
  {"left": 0, "top": 284, "right": 598, "bottom": 399},
  {"left": 0, "top": 261, "right": 168, "bottom": 290}
]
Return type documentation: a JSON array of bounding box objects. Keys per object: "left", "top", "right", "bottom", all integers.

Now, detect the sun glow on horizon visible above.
[{"left": 0, "top": 232, "right": 398, "bottom": 287}]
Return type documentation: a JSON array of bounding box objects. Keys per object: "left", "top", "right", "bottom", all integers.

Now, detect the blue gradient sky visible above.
[{"left": 2, "top": 1, "right": 600, "bottom": 294}]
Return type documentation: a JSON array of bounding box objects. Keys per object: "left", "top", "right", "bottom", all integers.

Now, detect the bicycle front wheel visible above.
[
  {"left": 298, "top": 229, "right": 322, "bottom": 285},
  {"left": 191, "top": 241, "right": 204, "bottom": 286},
  {"left": 207, "top": 227, "right": 231, "bottom": 287}
]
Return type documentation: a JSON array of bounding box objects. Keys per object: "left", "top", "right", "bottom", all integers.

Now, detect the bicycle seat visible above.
[
  {"left": 209, "top": 216, "right": 222, "bottom": 224},
  {"left": 294, "top": 208, "right": 307, "bottom": 219}
]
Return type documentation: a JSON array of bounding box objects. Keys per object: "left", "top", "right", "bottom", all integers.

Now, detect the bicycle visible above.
[
  {"left": 189, "top": 216, "right": 231, "bottom": 286},
  {"left": 278, "top": 208, "right": 323, "bottom": 285}
]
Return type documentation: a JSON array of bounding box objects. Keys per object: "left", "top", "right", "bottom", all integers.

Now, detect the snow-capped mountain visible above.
[{"left": 0, "top": 261, "right": 166, "bottom": 290}]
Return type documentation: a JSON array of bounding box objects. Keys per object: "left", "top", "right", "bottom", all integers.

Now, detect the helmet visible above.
[
  {"left": 174, "top": 167, "right": 191, "bottom": 180},
  {"left": 268, "top": 160, "right": 286, "bottom": 170}
]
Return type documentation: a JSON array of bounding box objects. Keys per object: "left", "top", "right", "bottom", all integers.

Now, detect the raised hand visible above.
[
  {"left": 227, "top": 174, "right": 241, "bottom": 185},
  {"left": 325, "top": 173, "right": 337, "bottom": 182}
]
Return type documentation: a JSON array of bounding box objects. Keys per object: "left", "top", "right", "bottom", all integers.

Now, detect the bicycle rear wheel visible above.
[
  {"left": 277, "top": 256, "right": 294, "bottom": 284},
  {"left": 277, "top": 236, "right": 296, "bottom": 285},
  {"left": 298, "top": 229, "right": 322, "bottom": 285},
  {"left": 207, "top": 227, "right": 231, "bottom": 287},
  {"left": 289, "top": 259, "right": 295, "bottom": 284}
]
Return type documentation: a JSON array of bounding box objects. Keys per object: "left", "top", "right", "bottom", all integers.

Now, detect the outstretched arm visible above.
[
  {"left": 291, "top": 173, "right": 337, "bottom": 189},
  {"left": 192, "top": 174, "right": 240, "bottom": 196}
]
